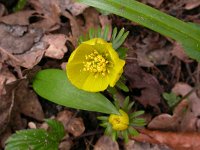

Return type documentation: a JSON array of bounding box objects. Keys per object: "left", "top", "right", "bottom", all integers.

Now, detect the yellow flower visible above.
[
  {"left": 108, "top": 109, "right": 129, "bottom": 131},
  {"left": 66, "top": 38, "right": 125, "bottom": 92}
]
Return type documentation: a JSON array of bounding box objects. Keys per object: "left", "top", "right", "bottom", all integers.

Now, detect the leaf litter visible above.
[{"left": 0, "top": 0, "right": 200, "bottom": 149}]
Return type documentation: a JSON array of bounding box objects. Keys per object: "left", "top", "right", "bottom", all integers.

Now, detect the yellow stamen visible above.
[{"left": 83, "top": 50, "right": 110, "bottom": 76}]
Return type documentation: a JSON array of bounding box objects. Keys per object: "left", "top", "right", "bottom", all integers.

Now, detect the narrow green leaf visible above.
[
  {"left": 102, "top": 26, "right": 109, "bottom": 41},
  {"left": 128, "top": 127, "right": 139, "bottom": 136},
  {"left": 33, "top": 69, "right": 119, "bottom": 115},
  {"left": 77, "top": 0, "right": 200, "bottom": 61},
  {"left": 113, "top": 31, "right": 129, "bottom": 49},
  {"left": 97, "top": 116, "right": 108, "bottom": 121},
  {"left": 130, "top": 111, "right": 145, "bottom": 119},
  {"left": 116, "top": 79, "right": 129, "bottom": 92},
  {"left": 116, "top": 47, "right": 128, "bottom": 59},
  {"left": 111, "top": 27, "right": 118, "bottom": 42}
]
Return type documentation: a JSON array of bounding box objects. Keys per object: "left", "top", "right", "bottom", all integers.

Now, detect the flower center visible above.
[
  {"left": 83, "top": 50, "right": 110, "bottom": 76},
  {"left": 108, "top": 109, "right": 129, "bottom": 131}
]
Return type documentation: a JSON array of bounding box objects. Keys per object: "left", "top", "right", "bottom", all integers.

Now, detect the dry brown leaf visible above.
[
  {"left": 184, "top": 0, "right": 200, "bottom": 10},
  {"left": 171, "top": 42, "right": 192, "bottom": 63},
  {"left": 67, "top": 117, "right": 85, "bottom": 137},
  {"left": 56, "top": 110, "right": 85, "bottom": 137},
  {"left": 14, "top": 80, "right": 44, "bottom": 121},
  {"left": 132, "top": 129, "right": 200, "bottom": 150},
  {"left": 148, "top": 100, "right": 188, "bottom": 131},
  {"left": 79, "top": 8, "right": 101, "bottom": 35},
  {"left": 125, "top": 62, "right": 163, "bottom": 108},
  {"left": 0, "top": 23, "right": 48, "bottom": 68},
  {"left": 59, "top": 0, "right": 88, "bottom": 16},
  {"left": 0, "top": 10, "right": 37, "bottom": 25},
  {"left": 29, "top": 0, "right": 61, "bottom": 31},
  {"left": 147, "top": 0, "right": 164, "bottom": 8},
  {"left": 0, "top": 82, "right": 16, "bottom": 134},
  {"left": 172, "top": 83, "right": 200, "bottom": 132},
  {"left": 94, "top": 135, "right": 119, "bottom": 150},
  {"left": 43, "top": 34, "right": 68, "bottom": 59},
  {"left": 148, "top": 82, "right": 200, "bottom": 132},
  {"left": 0, "top": 3, "right": 6, "bottom": 17},
  {"left": 125, "top": 140, "right": 171, "bottom": 150}
]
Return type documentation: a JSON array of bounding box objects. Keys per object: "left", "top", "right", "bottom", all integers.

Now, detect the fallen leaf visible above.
[
  {"left": 132, "top": 129, "right": 200, "bottom": 150},
  {"left": 124, "top": 62, "right": 163, "bottom": 108},
  {"left": 14, "top": 80, "right": 44, "bottom": 121},
  {"left": 56, "top": 110, "right": 85, "bottom": 137},
  {"left": 67, "top": 117, "right": 85, "bottom": 137},
  {"left": 172, "top": 83, "right": 200, "bottom": 132},
  {"left": 125, "top": 139, "right": 171, "bottom": 150},
  {"left": 184, "top": 0, "right": 200, "bottom": 10},
  {"left": 147, "top": 0, "right": 164, "bottom": 8},
  {"left": 43, "top": 34, "right": 68, "bottom": 59},
  {"left": 0, "top": 23, "right": 48, "bottom": 68},
  {"left": 59, "top": 0, "right": 88, "bottom": 16},
  {"left": 29, "top": 0, "right": 61, "bottom": 31},
  {"left": 0, "top": 10, "right": 37, "bottom": 25},
  {"left": 148, "top": 100, "right": 188, "bottom": 131},
  {"left": 0, "top": 82, "right": 16, "bottom": 134},
  {"left": 171, "top": 42, "right": 192, "bottom": 63},
  {"left": 94, "top": 135, "right": 119, "bottom": 150},
  {"left": 0, "top": 3, "right": 6, "bottom": 17},
  {"left": 148, "top": 82, "right": 200, "bottom": 132}
]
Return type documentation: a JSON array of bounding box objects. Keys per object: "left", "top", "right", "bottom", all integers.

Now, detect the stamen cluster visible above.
[{"left": 83, "top": 50, "right": 110, "bottom": 76}]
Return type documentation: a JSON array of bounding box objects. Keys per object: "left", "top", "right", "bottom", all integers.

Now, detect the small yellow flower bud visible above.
[{"left": 108, "top": 109, "right": 129, "bottom": 131}]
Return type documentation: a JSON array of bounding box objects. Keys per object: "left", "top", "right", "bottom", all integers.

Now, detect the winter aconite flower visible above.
[
  {"left": 109, "top": 109, "right": 129, "bottom": 131},
  {"left": 98, "top": 98, "right": 146, "bottom": 142},
  {"left": 66, "top": 38, "right": 125, "bottom": 92}
]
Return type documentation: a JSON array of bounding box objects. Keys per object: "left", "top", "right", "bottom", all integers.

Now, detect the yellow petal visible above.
[
  {"left": 68, "top": 44, "right": 95, "bottom": 63},
  {"left": 109, "top": 59, "right": 125, "bottom": 87},
  {"left": 82, "top": 74, "right": 109, "bottom": 92},
  {"left": 66, "top": 63, "right": 90, "bottom": 88}
]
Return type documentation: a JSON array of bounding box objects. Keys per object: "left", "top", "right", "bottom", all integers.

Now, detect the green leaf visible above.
[
  {"left": 128, "top": 127, "right": 139, "bottom": 136},
  {"left": 13, "top": 0, "right": 27, "bottom": 12},
  {"left": 116, "top": 47, "right": 128, "bottom": 59},
  {"left": 5, "top": 119, "right": 64, "bottom": 150},
  {"left": 33, "top": 69, "right": 119, "bottom": 115},
  {"left": 130, "top": 111, "right": 145, "bottom": 119},
  {"left": 78, "top": 26, "right": 129, "bottom": 50},
  {"left": 116, "top": 79, "right": 129, "bottom": 92},
  {"left": 162, "top": 92, "right": 181, "bottom": 108},
  {"left": 77, "top": 0, "right": 200, "bottom": 61}
]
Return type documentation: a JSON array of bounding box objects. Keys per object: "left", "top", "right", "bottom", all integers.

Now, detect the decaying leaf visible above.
[
  {"left": 57, "top": 110, "right": 85, "bottom": 137},
  {"left": 132, "top": 129, "right": 200, "bottom": 150},
  {"left": 0, "top": 23, "right": 48, "bottom": 69},
  {"left": 0, "top": 10, "right": 37, "bottom": 26},
  {"left": 148, "top": 82, "right": 200, "bottom": 132},
  {"left": 94, "top": 135, "right": 119, "bottom": 150},
  {"left": 14, "top": 80, "right": 44, "bottom": 121},
  {"left": 184, "top": 0, "right": 200, "bottom": 10},
  {"left": 0, "top": 82, "right": 16, "bottom": 134},
  {"left": 171, "top": 42, "right": 192, "bottom": 63},
  {"left": 43, "top": 34, "right": 68, "bottom": 59},
  {"left": 29, "top": 0, "right": 61, "bottom": 31},
  {"left": 59, "top": 0, "right": 88, "bottom": 16},
  {"left": 125, "top": 62, "right": 163, "bottom": 108},
  {"left": 125, "top": 139, "right": 171, "bottom": 150},
  {"left": 148, "top": 100, "right": 188, "bottom": 131}
]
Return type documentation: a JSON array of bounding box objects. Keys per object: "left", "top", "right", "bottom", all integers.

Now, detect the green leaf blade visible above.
[
  {"left": 33, "top": 69, "right": 119, "bottom": 115},
  {"left": 77, "top": 0, "right": 200, "bottom": 61}
]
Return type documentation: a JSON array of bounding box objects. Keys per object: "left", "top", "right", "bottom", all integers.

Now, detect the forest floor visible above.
[{"left": 1, "top": 0, "right": 200, "bottom": 150}]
